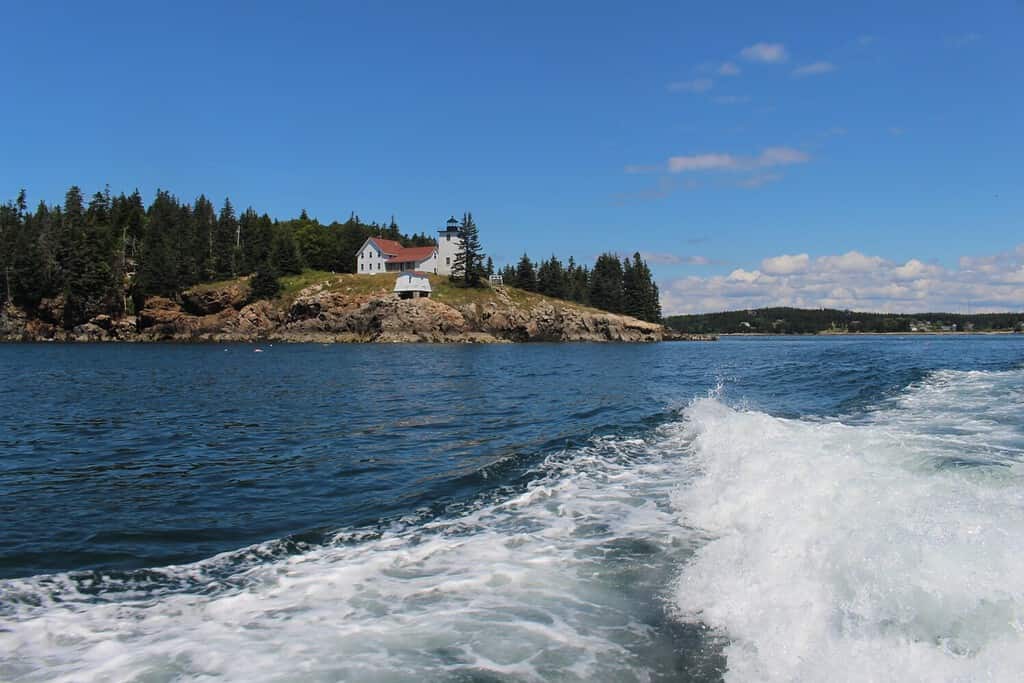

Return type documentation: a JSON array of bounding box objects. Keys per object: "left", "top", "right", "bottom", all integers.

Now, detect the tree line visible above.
[
  {"left": 496, "top": 252, "right": 662, "bottom": 323},
  {"left": 0, "top": 185, "right": 663, "bottom": 329},
  {"left": 665, "top": 307, "right": 1024, "bottom": 334},
  {"left": 0, "top": 186, "right": 431, "bottom": 327}
]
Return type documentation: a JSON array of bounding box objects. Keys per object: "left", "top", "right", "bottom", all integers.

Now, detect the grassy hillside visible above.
[{"left": 208, "top": 270, "right": 610, "bottom": 315}]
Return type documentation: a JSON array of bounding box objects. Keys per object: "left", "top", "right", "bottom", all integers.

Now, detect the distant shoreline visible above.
[{"left": 720, "top": 330, "right": 1022, "bottom": 337}]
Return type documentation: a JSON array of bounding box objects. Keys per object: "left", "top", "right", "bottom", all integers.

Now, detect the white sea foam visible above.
[
  {"left": 3, "top": 368, "right": 1022, "bottom": 682},
  {"left": 673, "top": 368, "right": 1024, "bottom": 682},
  {"left": 0, "top": 433, "right": 705, "bottom": 682}
]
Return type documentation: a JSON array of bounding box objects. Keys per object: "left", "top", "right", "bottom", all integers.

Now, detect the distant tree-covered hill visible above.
[{"left": 664, "top": 307, "right": 1024, "bottom": 334}]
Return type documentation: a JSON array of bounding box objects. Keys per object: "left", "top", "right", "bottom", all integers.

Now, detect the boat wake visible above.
[
  {"left": 2, "top": 367, "right": 1023, "bottom": 681},
  {"left": 674, "top": 366, "right": 1024, "bottom": 681}
]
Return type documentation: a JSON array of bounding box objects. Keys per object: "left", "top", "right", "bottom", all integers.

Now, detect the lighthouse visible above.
[{"left": 436, "top": 216, "right": 463, "bottom": 276}]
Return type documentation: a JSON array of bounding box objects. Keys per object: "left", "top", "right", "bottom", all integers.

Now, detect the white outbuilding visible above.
[{"left": 394, "top": 272, "right": 433, "bottom": 299}]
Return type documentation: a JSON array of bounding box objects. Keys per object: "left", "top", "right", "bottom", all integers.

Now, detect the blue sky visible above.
[{"left": 2, "top": 0, "right": 1021, "bottom": 312}]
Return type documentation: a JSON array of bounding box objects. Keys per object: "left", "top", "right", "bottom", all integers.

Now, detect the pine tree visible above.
[
  {"left": 622, "top": 255, "right": 643, "bottom": 319},
  {"left": 485, "top": 256, "right": 494, "bottom": 278},
  {"left": 588, "top": 253, "right": 624, "bottom": 313},
  {"left": 635, "top": 253, "right": 662, "bottom": 322},
  {"left": 537, "top": 255, "right": 568, "bottom": 299},
  {"left": 240, "top": 208, "right": 272, "bottom": 274},
  {"left": 134, "top": 190, "right": 182, "bottom": 302},
  {"left": 270, "top": 226, "right": 303, "bottom": 275},
  {"left": 451, "top": 212, "right": 484, "bottom": 287},
  {"left": 214, "top": 198, "right": 238, "bottom": 278},
  {"left": 566, "top": 257, "right": 589, "bottom": 304},
  {"left": 250, "top": 261, "right": 281, "bottom": 300},
  {"left": 192, "top": 195, "right": 217, "bottom": 280},
  {"left": 515, "top": 253, "right": 537, "bottom": 292}
]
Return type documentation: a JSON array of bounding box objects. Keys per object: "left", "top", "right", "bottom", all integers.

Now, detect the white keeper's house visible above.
[{"left": 356, "top": 217, "right": 463, "bottom": 276}]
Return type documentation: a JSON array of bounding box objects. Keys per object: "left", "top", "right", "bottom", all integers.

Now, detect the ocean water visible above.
[{"left": 1, "top": 337, "right": 1023, "bottom": 682}]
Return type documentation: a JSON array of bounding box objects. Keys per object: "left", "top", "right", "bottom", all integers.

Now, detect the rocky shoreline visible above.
[{"left": 0, "top": 277, "right": 716, "bottom": 344}]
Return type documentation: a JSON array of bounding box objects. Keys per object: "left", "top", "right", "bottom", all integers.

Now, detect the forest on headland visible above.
[
  {"left": 0, "top": 186, "right": 662, "bottom": 331},
  {"left": 665, "top": 307, "right": 1024, "bottom": 334}
]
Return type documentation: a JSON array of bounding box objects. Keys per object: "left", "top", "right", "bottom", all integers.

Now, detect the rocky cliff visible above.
[{"left": 1, "top": 274, "right": 711, "bottom": 344}]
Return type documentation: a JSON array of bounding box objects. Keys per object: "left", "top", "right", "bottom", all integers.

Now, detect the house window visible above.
[
  {"left": 446, "top": 257, "right": 450, "bottom": 265},
  {"left": 446, "top": 235, "right": 450, "bottom": 242},
  {"left": 369, "top": 262, "right": 373, "bottom": 271}
]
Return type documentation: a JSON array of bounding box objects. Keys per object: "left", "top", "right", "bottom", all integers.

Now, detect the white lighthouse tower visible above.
[{"left": 436, "top": 216, "right": 463, "bottom": 276}]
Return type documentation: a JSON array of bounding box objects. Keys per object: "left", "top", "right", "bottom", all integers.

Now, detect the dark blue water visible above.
[
  {"left": 0, "top": 337, "right": 1012, "bottom": 580},
  {"left": 1, "top": 337, "right": 1023, "bottom": 682}
]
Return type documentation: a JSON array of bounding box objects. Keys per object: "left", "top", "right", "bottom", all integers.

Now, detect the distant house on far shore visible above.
[{"left": 394, "top": 272, "right": 432, "bottom": 299}]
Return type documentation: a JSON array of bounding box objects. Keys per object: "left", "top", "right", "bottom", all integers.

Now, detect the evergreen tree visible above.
[
  {"left": 537, "top": 255, "right": 568, "bottom": 299},
  {"left": 588, "top": 253, "right": 624, "bottom": 313},
  {"left": 566, "top": 257, "right": 589, "bottom": 304},
  {"left": 270, "top": 226, "right": 303, "bottom": 275},
  {"left": 240, "top": 208, "right": 273, "bottom": 273},
  {"left": 134, "top": 190, "right": 182, "bottom": 302},
  {"left": 450, "top": 212, "right": 484, "bottom": 287},
  {"left": 9, "top": 211, "right": 49, "bottom": 306},
  {"left": 192, "top": 195, "right": 217, "bottom": 280},
  {"left": 249, "top": 261, "right": 281, "bottom": 300},
  {"left": 515, "top": 253, "right": 537, "bottom": 292},
  {"left": 630, "top": 252, "right": 662, "bottom": 322},
  {"left": 485, "top": 256, "right": 494, "bottom": 278},
  {"left": 621, "top": 255, "right": 643, "bottom": 319},
  {"left": 213, "top": 198, "right": 238, "bottom": 278}
]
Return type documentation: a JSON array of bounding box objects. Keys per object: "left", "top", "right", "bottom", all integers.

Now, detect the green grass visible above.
[
  {"left": 191, "top": 270, "right": 613, "bottom": 316},
  {"left": 277, "top": 271, "right": 391, "bottom": 304}
]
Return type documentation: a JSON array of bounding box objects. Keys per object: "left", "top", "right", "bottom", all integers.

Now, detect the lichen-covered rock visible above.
[
  {"left": 0, "top": 304, "right": 30, "bottom": 341},
  {"left": 181, "top": 280, "right": 251, "bottom": 315},
  {"left": 35, "top": 296, "right": 66, "bottom": 325},
  {"left": 137, "top": 297, "right": 203, "bottom": 339},
  {"left": 4, "top": 279, "right": 682, "bottom": 344},
  {"left": 71, "top": 323, "right": 108, "bottom": 342}
]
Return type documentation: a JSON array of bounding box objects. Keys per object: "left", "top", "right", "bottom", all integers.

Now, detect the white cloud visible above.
[
  {"left": 762, "top": 253, "right": 810, "bottom": 274},
  {"left": 818, "top": 250, "right": 885, "bottom": 273},
  {"left": 728, "top": 268, "right": 763, "bottom": 283},
  {"left": 792, "top": 61, "right": 835, "bottom": 78},
  {"left": 718, "top": 61, "right": 741, "bottom": 76},
  {"left": 757, "top": 147, "right": 810, "bottom": 167},
  {"left": 663, "top": 147, "right": 810, "bottom": 174},
  {"left": 892, "top": 259, "right": 941, "bottom": 280},
  {"left": 659, "top": 245, "right": 1024, "bottom": 315},
  {"left": 668, "top": 78, "right": 713, "bottom": 93},
  {"left": 640, "top": 252, "right": 714, "bottom": 266},
  {"left": 740, "top": 42, "right": 789, "bottom": 63},
  {"left": 668, "top": 153, "right": 738, "bottom": 172}
]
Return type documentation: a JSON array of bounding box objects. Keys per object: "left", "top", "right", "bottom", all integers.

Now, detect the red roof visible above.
[{"left": 368, "top": 238, "right": 435, "bottom": 264}]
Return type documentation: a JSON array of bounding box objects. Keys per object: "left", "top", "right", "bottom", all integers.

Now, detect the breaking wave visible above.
[{"left": 674, "top": 366, "right": 1024, "bottom": 681}]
